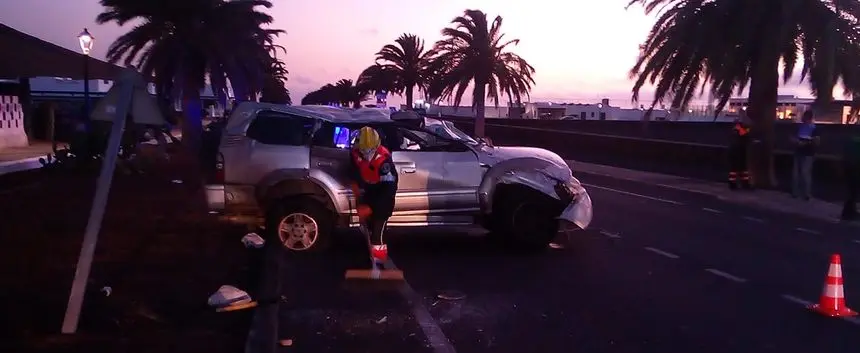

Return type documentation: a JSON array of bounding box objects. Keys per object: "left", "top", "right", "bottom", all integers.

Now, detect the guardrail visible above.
[
  {"left": 440, "top": 116, "right": 858, "bottom": 157},
  {"left": 440, "top": 117, "right": 847, "bottom": 189}
]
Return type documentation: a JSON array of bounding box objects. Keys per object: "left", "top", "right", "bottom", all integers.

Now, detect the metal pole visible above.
[
  {"left": 83, "top": 56, "right": 90, "bottom": 129},
  {"left": 61, "top": 78, "right": 134, "bottom": 334}
]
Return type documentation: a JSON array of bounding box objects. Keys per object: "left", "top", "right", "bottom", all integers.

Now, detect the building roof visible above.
[{"left": 0, "top": 23, "right": 123, "bottom": 80}]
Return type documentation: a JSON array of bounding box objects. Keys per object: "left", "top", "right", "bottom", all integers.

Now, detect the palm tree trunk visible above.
[
  {"left": 746, "top": 51, "right": 781, "bottom": 188},
  {"left": 474, "top": 83, "right": 487, "bottom": 138},
  {"left": 405, "top": 86, "right": 414, "bottom": 110}
]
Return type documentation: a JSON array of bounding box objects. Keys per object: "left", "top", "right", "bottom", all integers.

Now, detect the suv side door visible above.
[
  {"left": 308, "top": 122, "right": 354, "bottom": 216},
  {"left": 221, "top": 110, "right": 316, "bottom": 209},
  {"left": 391, "top": 127, "right": 481, "bottom": 223}
]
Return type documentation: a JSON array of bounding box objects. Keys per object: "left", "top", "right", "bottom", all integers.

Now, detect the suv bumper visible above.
[{"left": 558, "top": 190, "right": 592, "bottom": 229}]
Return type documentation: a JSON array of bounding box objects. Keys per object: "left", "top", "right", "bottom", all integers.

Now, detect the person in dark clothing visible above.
[
  {"left": 842, "top": 135, "right": 860, "bottom": 221},
  {"left": 792, "top": 110, "right": 820, "bottom": 200},
  {"left": 349, "top": 126, "right": 399, "bottom": 264},
  {"left": 728, "top": 117, "right": 753, "bottom": 190}
]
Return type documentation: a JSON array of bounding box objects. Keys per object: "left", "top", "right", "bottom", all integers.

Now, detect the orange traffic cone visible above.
[{"left": 809, "top": 254, "right": 857, "bottom": 317}]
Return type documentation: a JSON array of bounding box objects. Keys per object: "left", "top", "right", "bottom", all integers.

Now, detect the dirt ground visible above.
[{"left": 0, "top": 155, "right": 258, "bottom": 353}]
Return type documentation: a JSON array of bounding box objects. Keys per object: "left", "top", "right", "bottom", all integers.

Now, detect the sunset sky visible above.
[{"left": 0, "top": 0, "right": 820, "bottom": 108}]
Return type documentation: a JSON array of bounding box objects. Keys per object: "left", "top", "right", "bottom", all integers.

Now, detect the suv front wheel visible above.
[
  {"left": 489, "top": 189, "right": 561, "bottom": 253},
  {"left": 266, "top": 197, "right": 333, "bottom": 253}
]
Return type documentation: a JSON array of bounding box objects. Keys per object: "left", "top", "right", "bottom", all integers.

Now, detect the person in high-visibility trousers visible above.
[
  {"left": 728, "top": 117, "right": 753, "bottom": 190},
  {"left": 349, "top": 126, "right": 399, "bottom": 265}
]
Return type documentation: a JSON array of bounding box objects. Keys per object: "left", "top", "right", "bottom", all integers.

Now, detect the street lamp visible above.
[{"left": 78, "top": 28, "right": 94, "bottom": 133}]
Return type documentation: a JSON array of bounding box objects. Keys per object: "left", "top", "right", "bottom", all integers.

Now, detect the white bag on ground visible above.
[
  {"left": 208, "top": 285, "right": 252, "bottom": 307},
  {"left": 241, "top": 232, "right": 265, "bottom": 249}
]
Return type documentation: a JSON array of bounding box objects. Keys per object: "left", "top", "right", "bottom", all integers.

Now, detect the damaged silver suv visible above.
[{"left": 206, "top": 103, "right": 592, "bottom": 253}]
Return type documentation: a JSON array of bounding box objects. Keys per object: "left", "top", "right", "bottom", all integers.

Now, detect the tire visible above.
[
  {"left": 489, "top": 190, "right": 560, "bottom": 253},
  {"left": 266, "top": 197, "right": 334, "bottom": 254}
]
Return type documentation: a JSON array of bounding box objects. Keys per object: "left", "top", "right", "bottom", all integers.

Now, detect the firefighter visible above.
[
  {"left": 728, "top": 116, "right": 753, "bottom": 190},
  {"left": 349, "top": 126, "right": 399, "bottom": 264}
]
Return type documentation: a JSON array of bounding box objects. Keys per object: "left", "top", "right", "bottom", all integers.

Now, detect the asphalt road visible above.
[{"left": 269, "top": 172, "right": 860, "bottom": 353}]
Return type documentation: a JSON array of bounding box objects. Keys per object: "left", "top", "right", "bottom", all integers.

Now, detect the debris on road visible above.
[
  {"left": 549, "top": 242, "right": 565, "bottom": 249},
  {"left": 375, "top": 316, "right": 388, "bottom": 324},
  {"left": 437, "top": 290, "right": 466, "bottom": 301},
  {"left": 207, "top": 285, "right": 252, "bottom": 307},
  {"left": 279, "top": 339, "right": 293, "bottom": 347},
  {"left": 171, "top": 179, "right": 183, "bottom": 184},
  {"left": 241, "top": 232, "right": 265, "bottom": 248},
  {"left": 100, "top": 286, "right": 112, "bottom": 296}
]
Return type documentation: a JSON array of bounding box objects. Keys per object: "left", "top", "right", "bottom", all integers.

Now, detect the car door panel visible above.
[
  {"left": 391, "top": 151, "right": 445, "bottom": 214},
  {"left": 309, "top": 146, "right": 352, "bottom": 214},
  {"left": 440, "top": 150, "right": 483, "bottom": 211}
]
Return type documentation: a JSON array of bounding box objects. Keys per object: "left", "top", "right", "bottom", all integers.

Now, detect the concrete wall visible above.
[{"left": 0, "top": 95, "right": 28, "bottom": 149}]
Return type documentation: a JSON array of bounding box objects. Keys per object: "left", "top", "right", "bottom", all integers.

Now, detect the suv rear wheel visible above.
[
  {"left": 489, "top": 188, "right": 560, "bottom": 253},
  {"left": 266, "top": 198, "right": 333, "bottom": 253}
]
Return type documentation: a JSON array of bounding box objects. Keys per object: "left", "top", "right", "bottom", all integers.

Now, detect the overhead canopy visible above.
[{"left": 0, "top": 23, "right": 123, "bottom": 80}]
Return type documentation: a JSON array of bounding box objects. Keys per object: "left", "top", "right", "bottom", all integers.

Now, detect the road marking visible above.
[
  {"left": 742, "top": 216, "right": 765, "bottom": 223},
  {"left": 705, "top": 268, "right": 747, "bottom": 283},
  {"left": 702, "top": 208, "right": 722, "bottom": 213},
  {"left": 780, "top": 294, "right": 860, "bottom": 325},
  {"left": 584, "top": 184, "right": 683, "bottom": 205},
  {"left": 644, "top": 247, "right": 680, "bottom": 259},
  {"left": 795, "top": 227, "right": 821, "bottom": 235},
  {"left": 600, "top": 230, "right": 621, "bottom": 239},
  {"left": 853, "top": 240, "right": 860, "bottom": 245},
  {"left": 781, "top": 294, "right": 813, "bottom": 306},
  {"left": 383, "top": 259, "right": 456, "bottom": 353}
]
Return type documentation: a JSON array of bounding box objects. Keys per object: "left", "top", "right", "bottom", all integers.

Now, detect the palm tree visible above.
[
  {"left": 356, "top": 64, "right": 398, "bottom": 101},
  {"left": 301, "top": 84, "right": 339, "bottom": 106},
  {"left": 260, "top": 43, "right": 292, "bottom": 105},
  {"left": 628, "top": 0, "right": 860, "bottom": 186},
  {"left": 333, "top": 79, "right": 366, "bottom": 108},
  {"left": 96, "top": 0, "right": 282, "bottom": 158},
  {"left": 300, "top": 81, "right": 365, "bottom": 107},
  {"left": 429, "top": 9, "right": 536, "bottom": 137},
  {"left": 366, "top": 33, "right": 433, "bottom": 109}
]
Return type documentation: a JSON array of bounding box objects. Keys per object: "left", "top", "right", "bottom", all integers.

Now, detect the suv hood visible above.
[{"left": 476, "top": 145, "right": 572, "bottom": 180}]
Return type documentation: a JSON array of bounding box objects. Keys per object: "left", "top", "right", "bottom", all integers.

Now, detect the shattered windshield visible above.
[{"left": 423, "top": 118, "right": 479, "bottom": 146}]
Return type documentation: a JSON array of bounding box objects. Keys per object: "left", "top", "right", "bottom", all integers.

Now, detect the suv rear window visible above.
[{"left": 246, "top": 111, "right": 314, "bottom": 145}]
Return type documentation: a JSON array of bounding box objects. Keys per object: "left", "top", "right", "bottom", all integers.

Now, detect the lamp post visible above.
[{"left": 78, "top": 28, "right": 94, "bottom": 132}]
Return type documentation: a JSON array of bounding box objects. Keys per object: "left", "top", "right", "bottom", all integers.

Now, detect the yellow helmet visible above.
[{"left": 356, "top": 126, "right": 381, "bottom": 158}]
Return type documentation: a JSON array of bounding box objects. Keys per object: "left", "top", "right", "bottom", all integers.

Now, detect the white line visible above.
[
  {"left": 795, "top": 227, "right": 821, "bottom": 235},
  {"left": 599, "top": 230, "right": 621, "bottom": 239},
  {"left": 383, "top": 259, "right": 456, "bottom": 353},
  {"left": 644, "top": 247, "right": 680, "bottom": 259},
  {"left": 780, "top": 294, "right": 860, "bottom": 325},
  {"left": 781, "top": 294, "right": 813, "bottom": 306},
  {"left": 584, "top": 184, "right": 683, "bottom": 205},
  {"left": 704, "top": 268, "right": 747, "bottom": 283},
  {"left": 742, "top": 216, "right": 765, "bottom": 223},
  {"left": 702, "top": 208, "right": 722, "bottom": 213}
]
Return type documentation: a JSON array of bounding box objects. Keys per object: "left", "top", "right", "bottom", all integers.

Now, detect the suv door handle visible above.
[
  {"left": 317, "top": 161, "right": 333, "bottom": 167},
  {"left": 396, "top": 162, "right": 416, "bottom": 173}
]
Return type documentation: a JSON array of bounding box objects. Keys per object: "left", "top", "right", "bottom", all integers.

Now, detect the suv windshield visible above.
[{"left": 423, "top": 117, "right": 479, "bottom": 146}]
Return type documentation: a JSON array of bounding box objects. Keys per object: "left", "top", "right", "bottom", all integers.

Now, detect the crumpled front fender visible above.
[
  {"left": 559, "top": 190, "right": 593, "bottom": 230},
  {"left": 478, "top": 157, "right": 572, "bottom": 214}
]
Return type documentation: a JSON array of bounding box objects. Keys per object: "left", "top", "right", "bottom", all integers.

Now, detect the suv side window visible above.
[{"left": 246, "top": 111, "right": 314, "bottom": 146}]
